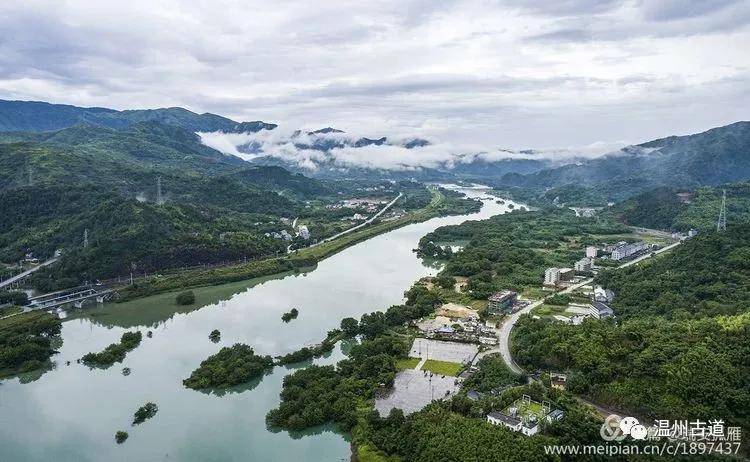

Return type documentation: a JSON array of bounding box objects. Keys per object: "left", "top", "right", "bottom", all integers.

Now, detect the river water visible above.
[{"left": 0, "top": 187, "right": 515, "bottom": 462}]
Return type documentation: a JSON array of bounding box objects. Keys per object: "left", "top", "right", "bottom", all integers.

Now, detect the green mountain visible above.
[
  {"left": 0, "top": 99, "right": 276, "bottom": 133},
  {"left": 500, "top": 121, "right": 750, "bottom": 202},
  {"left": 0, "top": 120, "right": 336, "bottom": 289},
  {"left": 608, "top": 182, "right": 750, "bottom": 231}
]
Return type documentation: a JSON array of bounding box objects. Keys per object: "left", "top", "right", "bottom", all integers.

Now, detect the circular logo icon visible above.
[
  {"left": 620, "top": 416, "right": 639, "bottom": 435},
  {"left": 600, "top": 414, "right": 627, "bottom": 441},
  {"left": 630, "top": 424, "right": 648, "bottom": 440}
]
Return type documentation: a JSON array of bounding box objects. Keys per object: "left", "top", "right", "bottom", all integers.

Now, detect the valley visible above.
[{"left": 1, "top": 99, "right": 749, "bottom": 461}]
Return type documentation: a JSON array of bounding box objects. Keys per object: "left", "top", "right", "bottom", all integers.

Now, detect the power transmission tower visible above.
[
  {"left": 83, "top": 228, "right": 89, "bottom": 248},
  {"left": 717, "top": 189, "right": 727, "bottom": 232},
  {"left": 156, "top": 176, "right": 163, "bottom": 205}
]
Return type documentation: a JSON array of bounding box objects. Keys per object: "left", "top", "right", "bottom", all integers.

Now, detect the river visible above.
[{"left": 0, "top": 186, "right": 516, "bottom": 462}]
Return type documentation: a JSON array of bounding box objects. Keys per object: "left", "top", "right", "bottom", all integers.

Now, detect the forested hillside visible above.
[
  {"left": 417, "top": 208, "right": 627, "bottom": 298},
  {"left": 512, "top": 227, "right": 750, "bottom": 430},
  {"left": 609, "top": 182, "right": 750, "bottom": 231},
  {"left": 498, "top": 121, "right": 750, "bottom": 205},
  {"left": 0, "top": 119, "right": 366, "bottom": 289}
]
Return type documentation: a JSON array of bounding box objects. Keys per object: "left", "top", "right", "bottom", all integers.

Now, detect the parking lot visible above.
[{"left": 409, "top": 338, "right": 478, "bottom": 364}]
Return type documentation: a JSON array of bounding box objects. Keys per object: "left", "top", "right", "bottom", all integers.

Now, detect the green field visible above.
[
  {"left": 395, "top": 357, "right": 421, "bottom": 370},
  {"left": 530, "top": 304, "right": 568, "bottom": 317},
  {"left": 422, "top": 359, "right": 463, "bottom": 376}
]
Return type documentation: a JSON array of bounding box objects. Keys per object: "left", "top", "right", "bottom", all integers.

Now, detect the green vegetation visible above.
[
  {"left": 183, "top": 344, "right": 273, "bottom": 390},
  {"left": 266, "top": 335, "right": 409, "bottom": 431},
  {"left": 115, "top": 430, "right": 128, "bottom": 444},
  {"left": 281, "top": 308, "right": 299, "bottom": 322},
  {"left": 116, "top": 187, "right": 478, "bottom": 301},
  {"left": 276, "top": 337, "right": 336, "bottom": 366},
  {"left": 208, "top": 329, "right": 221, "bottom": 343},
  {"left": 512, "top": 226, "right": 750, "bottom": 430},
  {"left": 0, "top": 311, "right": 61, "bottom": 376},
  {"left": 0, "top": 290, "right": 29, "bottom": 306},
  {"left": 132, "top": 402, "right": 158, "bottom": 425},
  {"left": 266, "top": 286, "right": 440, "bottom": 430},
  {"left": 418, "top": 208, "right": 628, "bottom": 299},
  {"left": 421, "top": 359, "right": 463, "bottom": 376},
  {"left": 610, "top": 182, "right": 750, "bottom": 231},
  {"left": 497, "top": 121, "right": 750, "bottom": 205},
  {"left": 175, "top": 290, "right": 195, "bottom": 305},
  {"left": 81, "top": 331, "right": 143, "bottom": 367},
  {"left": 0, "top": 305, "right": 22, "bottom": 317},
  {"left": 394, "top": 357, "right": 420, "bottom": 370},
  {"left": 340, "top": 317, "right": 359, "bottom": 337},
  {"left": 545, "top": 293, "right": 571, "bottom": 306},
  {"left": 462, "top": 354, "right": 524, "bottom": 393}
]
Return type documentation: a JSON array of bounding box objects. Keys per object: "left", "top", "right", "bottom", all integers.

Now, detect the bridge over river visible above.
[{"left": 28, "top": 286, "right": 114, "bottom": 310}]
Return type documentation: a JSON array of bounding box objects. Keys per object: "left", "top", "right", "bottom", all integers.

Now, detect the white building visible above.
[
  {"left": 574, "top": 257, "right": 593, "bottom": 273},
  {"left": 487, "top": 396, "right": 564, "bottom": 437},
  {"left": 585, "top": 246, "right": 598, "bottom": 258},
  {"left": 544, "top": 267, "right": 560, "bottom": 286},
  {"left": 298, "top": 225, "right": 310, "bottom": 240},
  {"left": 611, "top": 242, "right": 647, "bottom": 261},
  {"left": 594, "top": 286, "right": 614, "bottom": 303}
]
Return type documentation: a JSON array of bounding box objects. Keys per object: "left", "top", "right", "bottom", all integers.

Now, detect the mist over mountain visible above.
[
  {"left": 3, "top": 99, "right": 750, "bottom": 196},
  {"left": 499, "top": 121, "right": 750, "bottom": 197}
]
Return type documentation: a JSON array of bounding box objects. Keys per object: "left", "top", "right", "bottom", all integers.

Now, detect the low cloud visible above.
[{"left": 199, "top": 129, "right": 624, "bottom": 172}]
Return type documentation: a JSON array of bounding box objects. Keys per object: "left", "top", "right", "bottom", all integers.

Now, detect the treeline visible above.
[
  {"left": 417, "top": 209, "right": 627, "bottom": 298},
  {"left": 512, "top": 227, "right": 750, "bottom": 430},
  {"left": 0, "top": 311, "right": 61, "bottom": 375}
]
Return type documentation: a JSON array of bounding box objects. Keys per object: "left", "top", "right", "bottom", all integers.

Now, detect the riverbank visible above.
[
  {"left": 0, "top": 186, "right": 512, "bottom": 462},
  {"left": 116, "top": 188, "right": 479, "bottom": 302}
]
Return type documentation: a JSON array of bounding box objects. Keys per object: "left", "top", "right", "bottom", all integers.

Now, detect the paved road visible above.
[
  {"left": 308, "top": 193, "right": 403, "bottom": 247},
  {"left": 496, "top": 239, "right": 682, "bottom": 374},
  {"left": 0, "top": 257, "right": 58, "bottom": 290}
]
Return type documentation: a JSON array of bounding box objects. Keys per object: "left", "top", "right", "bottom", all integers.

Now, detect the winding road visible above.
[{"left": 495, "top": 239, "right": 683, "bottom": 374}]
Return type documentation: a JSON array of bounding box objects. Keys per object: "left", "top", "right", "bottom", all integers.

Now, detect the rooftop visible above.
[{"left": 487, "top": 411, "right": 521, "bottom": 426}]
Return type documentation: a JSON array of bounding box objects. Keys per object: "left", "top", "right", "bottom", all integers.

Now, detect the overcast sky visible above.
[{"left": 1, "top": 0, "right": 748, "bottom": 150}]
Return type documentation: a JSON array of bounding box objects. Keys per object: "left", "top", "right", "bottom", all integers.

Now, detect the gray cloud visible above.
[{"left": 0, "top": 0, "right": 748, "bottom": 153}]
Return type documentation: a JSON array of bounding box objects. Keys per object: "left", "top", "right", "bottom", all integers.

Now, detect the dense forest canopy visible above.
[
  {"left": 417, "top": 209, "right": 627, "bottom": 298},
  {"left": 512, "top": 227, "right": 750, "bottom": 430}
]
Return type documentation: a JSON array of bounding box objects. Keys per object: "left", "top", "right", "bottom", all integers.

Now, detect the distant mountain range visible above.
[
  {"left": 498, "top": 121, "right": 750, "bottom": 203},
  {"left": 2, "top": 99, "right": 749, "bottom": 202},
  {"left": 0, "top": 99, "right": 276, "bottom": 133}
]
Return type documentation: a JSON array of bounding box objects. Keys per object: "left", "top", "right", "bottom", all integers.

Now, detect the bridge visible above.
[{"left": 28, "top": 286, "right": 114, "bottom": 311}]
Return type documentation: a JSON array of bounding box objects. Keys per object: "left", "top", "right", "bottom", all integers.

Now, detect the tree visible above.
[
  {"left": 115, "top": 430, "right": 128, "bottom": 444},
  {"left": 175, "top": 290, "right": 195, "bottom": 305},
  {"left": 340, "top": 317, "right": 359, "bottom": 337},
  {"left": 132, "top": 402, "right": 158, "bottom": 425}
]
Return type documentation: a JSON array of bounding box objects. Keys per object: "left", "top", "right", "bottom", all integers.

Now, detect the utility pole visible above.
[
  {"left": 717, "top": 189, "right": 727, "bottom": 232},
  {"left": 156, "top": 176, "right": 163, "bottom": 205},
  {"left": 83, "top": 228, "right": 89, "bottom": 248}
]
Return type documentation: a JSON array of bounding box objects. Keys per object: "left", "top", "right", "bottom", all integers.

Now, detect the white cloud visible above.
[{"left": 198, "top": 129, "right": 626, "bottom": 171}]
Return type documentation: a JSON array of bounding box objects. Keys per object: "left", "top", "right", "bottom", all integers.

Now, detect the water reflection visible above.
[{"left": 0, "top": 186, "right": 518, "bottom": 462}]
